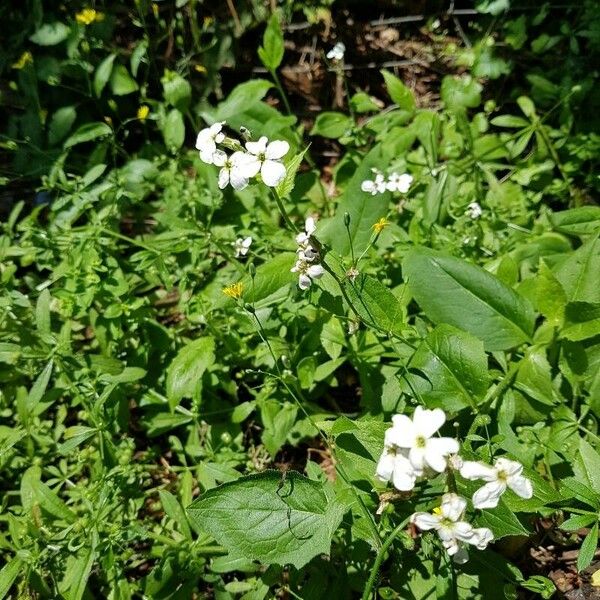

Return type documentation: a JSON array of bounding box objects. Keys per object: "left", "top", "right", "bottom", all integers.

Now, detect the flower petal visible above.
[
  {"left": 495, "top": 457, "right": 523, "bottom": 477},
  {"left": 440, "top": 493, "right": 467, "bottom": 522},
  {"left": 397, "top": 174, "right": 413, "bottom": 193},
  {"left": 471, "top": 481, "right": 506, "bottom": 509},
  {"left": 408, "top": 446, "right": 426, "bottom": 471},
  {"left": 391, "top": 454, "right": 417, "bottom": 491},
  {"left": 424, "top": 443, "right": 449, "bottom": 473},
  {"left": 229, "top": 168, "right": 249, "bottom": 191},
  {"left": 413, "top": 406, "right": 446, "bottom": 438},
  {"left": 470, "top": 527, "right": 494, "bottom": 550},
  {"left": 305, "top": 217, "right": 316, "bottom": 235},
  {"left": 245, "top": 136, "right": 268, "bottom": 155},
  {"left": 217, "top": 168, "right": 229, "bottom": 189},
  {"left": 411, "top": 512, "right": 441, "bottom": 531},
  {"left": 361, "top": 180, "right": 376, "bottom": 194},
  {"left": 307, "top": 264, "right": 324, "bottom": 279},
  {"left": 375, "top": 451, "right": 394, "bottom": 482},
  {"left": 298, "top": 274, "right": 311, "bottom": 290},
  {"left": 199, "top": 147, "right": 216, "bottom": 164},
  {"left": 265, "top": 140, "right": 289, "bottom": 160},
  {"left": 237, "top": 155, "right": 261, "bottom": 178},
  {"left": 460, "top": 461, "right": 498, "bottom": 482},
  {"left": 213, "top": 150, "right": 227, "bottom": 167},
  {"left": 452, "top": 521, "right": 476, "bottom": 543},
  {"left": 507, "top": 475, "right": 533, "bottom": 499},
  {"left": 387, "top": 414, "right": 417, "bottom": 447},
  {"left": 261, "top": 160, "right": 286, "bottom": 187},
  {"left": 452, "top": 546, "right": 470, "bottom": 564}
]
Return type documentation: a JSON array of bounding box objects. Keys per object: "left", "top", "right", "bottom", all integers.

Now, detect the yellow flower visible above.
[
  {"left": 75, "top": 8, "right": 104, "bottom": 25},
  {"left": 373, "top": 217, "right": 390, "bottom": 234},
  {"left": 223, "top": 282, "right": 243, "bottom": 299},
  {"left": 12, "top": 51, "right": 33, "bottom": 70},
  {"left": 137, "top": 105, "right": 150, "bottom": 120},
  {"left": 432, "top": 506, "right": 443, "bottom": 516},
  {"left": 194, "top": 64, "right": 207, "bottom": 74}
]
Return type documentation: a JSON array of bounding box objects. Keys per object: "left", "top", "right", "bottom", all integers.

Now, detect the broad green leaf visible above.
[
  {"left": 577, "top": 522, "right": 598, "bottom": 572},
  {"left": 574, "top": 438, "right": 600, "bottom": 495},
  {"left": 258, "top": 14, "right": 284, "bottom": 71},
  {"left": 381, "top": 70, "right": 416, "bottom": 113},
  {"left": 475, "top": 499, "right": 529, "bottom": 538},
  {"left": 48, "top": 106, "right": 77, "bottom": 145},
  {"left": 550, "top": 207, "right": 600, "bottom": 237},
  {"left": 562, "top": 302, "right": 600, "bottom": 341},
  {"left": 64, "top": 122, "right": 112, "bottom": 148},
  {"left": 515, "top": 347, "right": 556, "bottom": 405},
  {"left": 0, "top": 557, "right": 23, "bottom": 600},
  {"left": 341, "top": 274, "right": 405, "bottom": 336},
  {"left": 30, "top": 22, "right": 70, "bottom": 45},
  {"left": 187, "top": 470, "right": 345, "bottom": 568},
  {"left": 535, "top": 261, "right": 566, "bottom": 326},
  {"left": 319, "top": 145, "right": 390, "bottom": 257},
  {"left": 409, "top": 324, "right": 489, "bottom": 411},
  {"left": 210, "top": 80, "right": 273, "bottom": 122},
  {"left": 441, "top": 75, "right": 483, "bottom": 110},
  {"left": 555, "top": 235, "right": 600, "bottom": 304},
  {"left": 240, "top": 252, "right": 296, "bottom": 306},
  {"left": 166, "top": 336, "right": 215, "bottom": 407},
  {"left": 162, "top": 109, "right": 185, "bottom": 150},
  {"left": 93, "top": 54, "right": 116, "bottom": 97},
  {"left": 260, "top": 401, "right": 298, "bottom": 455},
  {"left": 404, "top": 248, "right": 536, "bottom": 350},
  {"left": 161, "top": 69, "right": 192, "bottom": 111},
  {"left": 110, "top": 64, "right": 139, "bottom": 96},
  {"left": 561, "top": 513, "right": 597, "bottom": 531},
  {"left": 310, "top": 112, "right": 353, "bottom": 138}
]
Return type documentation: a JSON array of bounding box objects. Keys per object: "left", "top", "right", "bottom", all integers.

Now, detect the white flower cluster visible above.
[
  {"left": 361, "top": 169, "right": 413, "bottom": 195},
  {"left": 376, "top": 407, "right": 533, "bottom": 563},
  {"left": 196, "top": 122, "right": 289, "bottom": 191},
  {"left": 291, "top": 217, "right": 324, "bottom": 290},
  {"left": 466, "top": 202, "right": 482, "bottom": 219}
]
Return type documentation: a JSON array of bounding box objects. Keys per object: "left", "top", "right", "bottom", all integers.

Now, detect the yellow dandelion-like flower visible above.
[
  {"left": 137, "top": 105, "right": 150, "bottom": 120},
  {"left": 223, "top": 282, "right": 243, "bottom": 299},
  {"left": 373, "top": 217, "right": 390, "bottom": 234},
  {"left": 75, "top": 8, "right": 104, "bottom": 25},
  {"left": 194, "top": 64, "right": 207, "bottom": 74},
  {"left": 12, "top": 51, "right": 33, "bottom": 70}
]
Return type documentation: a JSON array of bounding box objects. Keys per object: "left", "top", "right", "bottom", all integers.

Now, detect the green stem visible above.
[
  {"left": 271, "top": 189, "right": 298, "bottom": 233},
  {"left": 270, "top": 69, "right": 292, "bottom": 115},
  {"left": 361, "top": 518, "right": 409, "bottom": 600}
]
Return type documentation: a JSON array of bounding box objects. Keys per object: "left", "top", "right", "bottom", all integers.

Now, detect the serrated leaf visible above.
[
  {"left": 404, "top": 247, "right": 535, "bottom": 351},
  {"left": 276, "top": 148, "right": 307, "bottom": 198},
  {"left": 187, "top": 470, "right": 345, "bottom": 568},
  {"left": 550, "top": 207, "right": 600, "bottom": 237},
  {"left": 475, "top": 499, "right": 529, "bottom": 538}
]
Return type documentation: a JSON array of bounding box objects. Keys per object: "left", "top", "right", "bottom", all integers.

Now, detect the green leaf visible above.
[
  {"left": 535, "top": 261, "right": 566, "bottom": 326},
  {"left": 93, "top": 53, "right": 116, "bottom": 97},
  {"left": 48, "top": 106, "right": 77, "bottom": 145},
  {"left": 187, "top": 470, "right": 344, "bottom": 568},
  {"left": 66, "top": 546, "right": 96, "bottom": 600},
  {"left": 441, "top": 75, "right": 483, "bottom": 111},
  {"left": 21, "top": 468, "right": 77, "bottom": 523},
  {"left": 310, "top": 112, "right": 353, "bottom": 138},
  {"left": 577, "top": 522, "right": 598, "bottom": 572},
  {"left": 260, "top": 401, "right": 298, "bottom": 455},
  {"left": 555, "top": 234, "right": 600, "bottom": 304},
  {"left": 258, "top": 14, "right": 284, "bottom": 71},
  {"left": 0, "top": 557, "right": 23, "bottom": 600},
  {"left": 166, "top": 336, "right": 215, "bottom": 407},
  {"left": 475, "top": 499, "right": 529, "bottom": 538},
  {"left": 561, "top": 513, "right": 597, "bottom": 531},
  {"left": 574, "top": 438, "right": 600, "bottom": 495},
  {"left": 162, "top": 109, "right": 185, "bottom": 150},
  {"left": 341, "top": 274, "right": 406, "bottom": 336},
  {"left": 161, "top": 69, "right": 192, "bottom": 111},
  {"left": 26, "top": 360, "right": 53, "bottom": 414},
  {"left": 64, "top": 122, "right": 112, "bottom": 148},
  {"left": 30, "top": 22, "right": 70, "bottom": 45},
  {"left": 381, "top": 70, "right": 416, "bottom": 113},
  {"left": 404, "top": 247, "right": 536, "bottom": 350},
  {"left": 210, "top": 80, "right": 273, "bottom": 122},
  {"left": 319, "top": 144, "right": 390, "bottom": 257},
  {"left": 550, "top": 207, "right": 600, "bottom": 237},
  {"left": 159, "top": 490, "right": 192, "bottom": 540},
  {"left": 276, "top": 148, "right": 307, "bottom": 198},
  {"left": 35, "top": 288, "right": 51, "bottom": 334},
  {"left": 562, "top": 302, "right": 600, "bottom": 341},
  {"left": 58, "top": 426, "right": 98, "bottom": 455},
  {"left": 515, "top": 347, "right": 556, "bottom": 405},
  {"left": 409, "top": 324, "right": 489, "bottom": 411},
  {"left": 110, "top": 64, "right": 139, "bottom": 96},
  {"left": 241, "top": 252, "right": 296, "bottom": 306}
]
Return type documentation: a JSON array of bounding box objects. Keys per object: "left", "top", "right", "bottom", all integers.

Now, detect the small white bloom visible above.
[
  {"left": 326, "top": 42, "right": 345, "bottom": 61},
  {"left": 298, "top": 245, "right": 318, "bottom": 262},
  {"left": 386, "top": 406, "right": 459, "bottom": 474},
  {"left": 291, "top": 259, "right": 324, "bottom": 290},
  {"left": 213, "top": 150, "right": 249, "bottom": 190},
  {"left": 411, "top": 493, "right": 494, "bottom": 563},
  {"left": 376, "top": 444, "right": 418, "bottom": 491},
  {"left": 239, "top": 136, "right": 290, "bottom": 187},
  {"left": 234, "top": 236, "right": 252, "bottom": 258},
  {"left": 466, "top": 202, "right": 482, "bottom": 219},
  {"left": 361, "top": 172, "right": 387, "bottom": 195},
  {"left": 448, "top": 454, "right": 464, "bottom": 471},
  {"left": 295, "top": 216, "right": 317, "bottom": 246},
  {"left": 196, "top": 122, "right": 225, "bottom": 164},
  {"left": 386, "top": 172, "right": 413, "bottom": 193},
  {"left": 460, "top": 457, "right": 533, "bottom": 509}
]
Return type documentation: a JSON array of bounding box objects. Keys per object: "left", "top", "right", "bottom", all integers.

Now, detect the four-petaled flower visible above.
[
  {"left": 240, "top": 136, "right": 290, "bottom": 187},
  {"left": 386, "top": 172, "right": 413, "bottom": 193},
  {"left": 196, "top": 122, "right": 225, "bottom": 164},
  {"left": 327, "top": 42, "right": 346, "bottom": 61},
  {"left": 213, "top": 150, "right": 250, "bottom": 190},
  {"left": 291, "top": 260, "right": 324, "bottom": 290},
  {"left": 376, "top": 443, "right": 418, "bottom": 491},
  {"left": 385, "top": 407, "right": 459, "bottom": 474},
  {"left": 361, "top": 171, "right": 387, "bottom": 195},
  {"left": 460, "top": 458, "right": 533, "bottom": 509},
  {"left": 411, "top": 493, "right": 494, "bottom": 563},
  {"left": 234, "top": 236, "right": 252, "bottom": 258}
]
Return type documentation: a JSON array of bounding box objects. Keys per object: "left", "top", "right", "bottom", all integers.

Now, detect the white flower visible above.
[
  {"left": 298, "top": 245, "right": 318, "bottom": 262},
  {"left": 385, "top": 407, "right": 459, "bottom": 474},
  {"left": 239, "top": 136, "right": 289, "bottom": 187},
  {"left": 466, "top": 202, "right": 482, "bottom": 219},
  {"left": 326, "top": 42, "right": 346, "bottom": 61},
  {"left": 411, "top": 493, "right": 494, "bottom": 563},
  {"left": 291, "top": 259, "right": 324, "bottom": 290},
  {"left": 196, "top": 122, "right": 225, "bottom": 164},
  {"left": 234, "top": 236, "right": 252, "bottom": 258},
  {"left": 295, "top": 217, "right": 317, "bottom": 246},
  {"left": 460, "top": 457, "right": 533, "bottom": 509},
  {"left": 376, "top": 444, "right": 418, "bottom": 491},
  {"left": 213, "top": 150, "right": 249, "bottom": 190},
  {"left": 361, "top": 172, "right": 387, "bottom": 195},
  {"left": 386, "top": 172, "right": 413, "bottom": 193}
]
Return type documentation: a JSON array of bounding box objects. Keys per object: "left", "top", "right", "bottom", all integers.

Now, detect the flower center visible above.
[
  {"left": 497, "top": 470, "right": 508, "bottom": 483},
  {"left": 258, "top": 152, "right": 266, "bottom": 162},
  {"left": 415, "top": 435, "right": 427, "bottom": 448}
]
